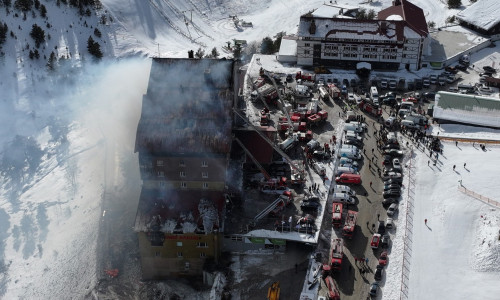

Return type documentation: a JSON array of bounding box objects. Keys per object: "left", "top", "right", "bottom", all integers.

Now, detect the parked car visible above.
[
  {"left": 423, "top": 92, "right": 436, "bottom": 100},
  {"left": 392, "top": 158, "right": 402, "bottom": 171},
  {"left": 383, "top": 189, "right": 401, "bottom": 198},
  {"left": 313, "top": 150, "right": 331, "bottom": 160},
  {"left": 344, "top": 138, "right": 362, "bottom": 147},
  {"left": 483, "top": 66, "right": 496, "bottom": 73},
  {"left": 382, "top": 156, "right": 392, "bottom": 166},
  {"left": 379, "top": 251, "right": 388, "bottom": 266},
  {"left": 437, "top": 76, "right": 446, "bottom": 86},
  {"left": 383, "top": 143, "right": 400, "bottom": 150},
  {"left": 387, "top": 203, "right": 398, "bottom": 216},
  {"left": 429, "top": 75, "right": 437, "bottom": 84},
  {"left": 381, "top": 171, "right": 402, "bottom": 181},
  {"left": 384, "top": 183, "right": 401, "bottom": 191},
  {"left": 369, "top": 282, "right": 379, "bottom": 297},
  {"left": 300, "top": 200, "right": 321, "bottom": 210},
  {"left": 455, "top": 64, "right": 467, "bottom": 71},
  {"left": 371, "top": 233, "right": 381, "bottom": 249},
  {"left": 384, "top": 177, "right": 403, "bottom": 185},
  {"left": 381, "top": 234, "right": 390, "bottom": 248},
  {"left": 422, "top": 78, "right": 430, "bottom": 88},
  {"left": 377, "top": 221, "right": 385, "bottom": 234},
  {"left": 374, "top": 265, "right": 384, "bottom": 281},
  {"left": 382, "top": 197, "right": 399, "bottom": 207},
  {"left": 384, "top": 149, "right": 404, "bottom": 157},
  {"left": 445, "top": 66, "right": 458, "bottom": 73},
  {"left": 386, "top": 217, "right": 395, "bottom": 230}
]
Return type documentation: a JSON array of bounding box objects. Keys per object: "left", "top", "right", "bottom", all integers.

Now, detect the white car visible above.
[
  {"left": 387, "top": 203, "right": 398, "bottom": 216},
  {"left": 392, "top": 158, "right": 402, "bottom": 170},
  {"left": 347, "top": 93, "right": 355, "bottom": 103}
]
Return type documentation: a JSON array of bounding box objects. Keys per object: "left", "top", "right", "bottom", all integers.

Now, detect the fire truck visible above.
[
  {"left": 295, "top": 71, "right": 316, "bottom": 82},
  {"left": 330, "top": 238, "right": 343, "bottom": 271},
  {"left": 359, "top": 100, "right": 382, "bottom": 116},
  {"left": 251, "top": 83, "right": 279, "bottom": 105},
  {"left": 342, "top": 210, "right": 358, "bottom": 239},
  {"left": 332, "top": 202, "right": 343, "bottom": 227},
  {"left": 327, "top": 84, "right": 341, "bottom": 99},
  {"left": 307, "top": 110, "right": 328, "bottom": 126}
]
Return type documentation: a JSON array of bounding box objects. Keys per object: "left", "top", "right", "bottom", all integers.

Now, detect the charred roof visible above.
[{"left": 135, "top": 58, "right": 236, "bottom": 155}]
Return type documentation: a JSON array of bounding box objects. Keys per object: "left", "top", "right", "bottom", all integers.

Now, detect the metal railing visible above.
[
  {"left": 400, "top": 148, "right": 415, "bottom": 300},
  {"left": 458, "top": 186, "right": 500, "bottom": 208}
]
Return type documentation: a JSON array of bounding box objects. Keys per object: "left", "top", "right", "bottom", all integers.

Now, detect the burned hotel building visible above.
[{"left": 134, "top": 58, "right": 238, "bottom": 279}]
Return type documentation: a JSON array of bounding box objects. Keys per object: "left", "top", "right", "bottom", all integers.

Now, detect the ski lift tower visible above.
[{"left": 182, "top": 9, "right": 194, "bottom": 25}]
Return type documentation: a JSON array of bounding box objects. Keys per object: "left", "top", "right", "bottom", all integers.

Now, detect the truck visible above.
[
  {"left": 330, "top": 238, "right": 344, "bottom": 271},
  {"left": 318, "top": 86, "right": 329, "bottom": 101},
  {"left": 296, "top": 71, "right": 316, "bottom": 82},
  {"left": 251, "top": 83, "right": 279, "bottom": 105},
  {"left": 342, "top": 210, "right": 358, "bottom": 239},
  {"left": 307, "top": 110, "right": 328, "bottom": 126},
  {"left": 328, "top": 84, "right": 341, "bottom": 99},
  {"left": 359, "top": 100, "right": 382, "bottom": 116},
  {"left": 279, "top": 133, "right": 298, "bottom": 151},
  {"left": 332, "top": 202, "right": 343, "bottom": 227}
]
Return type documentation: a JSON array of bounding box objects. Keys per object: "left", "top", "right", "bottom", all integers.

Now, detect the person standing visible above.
[
  {"left": 453, "top": 165, "right": 456, "bottom": 171},
  {"left": 464, "top": 163, "right": 467, "bottom": 168},
  {"left": 425, "top": 219, "right": 427, "bottom": 224}
]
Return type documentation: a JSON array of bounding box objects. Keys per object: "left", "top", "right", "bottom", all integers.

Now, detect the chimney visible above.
[
  {"left": 309, "top": 19, "right": 316, "bottom": 35},
  {"left": 188, "top": 50, "right": 194, "bottom": 58},
  {"left": 393, "top": 0, "right": 401, "bottom": 6}
]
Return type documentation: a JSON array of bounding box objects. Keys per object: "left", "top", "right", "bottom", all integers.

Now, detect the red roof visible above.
[{"left": 378, "top": 0, "right": 428, "bottom": 36}]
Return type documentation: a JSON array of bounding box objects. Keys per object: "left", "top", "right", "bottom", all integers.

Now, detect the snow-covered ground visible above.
[{"left": 1, "top": 0, "right": 499, "bottom": 298}]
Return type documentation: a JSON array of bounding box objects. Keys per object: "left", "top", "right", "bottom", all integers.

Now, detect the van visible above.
[
  {"left": 347, "top": 121, "right": 367, "bottom": 131},
  {"left": 401, "top": 119, "right": 419, "bottom": 129},
  {"left": 307, "top": 139, "right": 320, "bottom": 150},
  {"left": 332, "top": 192, "right": 355, "bottom": 204},
  {"left": 400, "top": 102, "right": 414, "bottom": 111},
  {"left": 344, "top": 123, "right": 363, "bottom": 133},
  {"left": 370, "top": 86, "right": 379, "bottom": 104},
  {"left": 341, "top": 144, "right": 359, "bottom": 152},
  {"left": 336, "top": 166, "right": 357, "bottom": 176},
  {"left": 335, "top": 184, "right": 356, "bottom": 196},
  {"left": 339, "top": 157, "right": 359, "bottom": 167},
  {"left": 279, "top": 133, "right": 298, "bottom": 151},
  {"left": 335, "top": 173, "right": 362, "bottom": 185},
  {"left": 398, "top": 109, "right": 410, "bottom": 118},
  {"left": 345, "top": 131, "right": 362, "bottom": 141},
  {"left": 338, "top": 148, "right": 361, "bottom": 160},
  {"left": 313, "top": 162, "right": 326, "bottom": 176}
]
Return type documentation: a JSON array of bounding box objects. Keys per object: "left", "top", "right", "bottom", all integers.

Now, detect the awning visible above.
[{"left": 356, "top": 62, "right": 371, "bottom": 70}]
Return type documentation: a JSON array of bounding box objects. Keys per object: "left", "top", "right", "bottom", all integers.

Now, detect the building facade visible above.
[
  {"left": 296, "top": 0, "right": 428, "bottom": 71},
  {"left": 134, "top": 58, "right": 237, "bottom": 279}
]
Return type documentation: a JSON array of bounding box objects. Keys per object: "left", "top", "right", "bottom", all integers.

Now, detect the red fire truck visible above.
[
  {"left": 332, "top": 202, "right": 343, "bottom": 227},
  {"left": 330, "top": 238, "right": 344, "bottom": 271},
  {"left": 342, "top": 210, "right": 358, "bottom": 239},
  {"left": 359, "top": 100, "right": 382, "bottom": 116}
]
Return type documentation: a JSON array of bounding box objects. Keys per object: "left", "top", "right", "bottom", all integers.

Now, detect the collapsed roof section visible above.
[{"left": 135, "top": 58, "right": 236, "bottom": 155}]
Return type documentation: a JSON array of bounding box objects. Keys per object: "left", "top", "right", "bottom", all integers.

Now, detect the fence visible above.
[
  {"left": 400, "top": 148, "right": 416, "bottom": 300},
  {"left": 458, "top": 186, "right": 500, "bottom": 208}
]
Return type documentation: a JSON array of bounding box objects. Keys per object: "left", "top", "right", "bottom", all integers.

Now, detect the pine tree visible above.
[
  {"left": 47, "top": 51, "right": 57, "bottom": 71},
  {"left": 94, "top": 28, "right": 101, "bottom": 38},
  {"left": 447, "top": 0, "right": 462, "bottom": 8},
  {"left": 30, "top": 23, "right": 45, "bottom": 48},
  {"left": 40, "top": 4, "right": 46, "bottom": 18},
  {"left": 195, "top": 47, "right": 205, "bottom": 59},
  {"left": 260, "top": 37, "right": 274, "bottom": 54},
  {"left": 14, "top": 0, "right": 32, "bottom": 11},
  {"left": 0, "top": 22, "right": 8, "bottom": 46},
  {"left": 210, "top": 47, "right": 219, "bottom": 58},
  {"left": 87, "top": 35, "right": 103, "bottom": 59}
]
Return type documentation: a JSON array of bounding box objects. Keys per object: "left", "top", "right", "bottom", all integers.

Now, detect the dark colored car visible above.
[
  {"left": 384, "top": 177, "right": 404, "bottom": 185},
  {"left": 313, "top": 150, "right": 331, "bottom": 160},
  {"left": 455, "top": 64, "right": 467, "bottom": 71},
  {"left": 384, "top": 183, "right": 401, "bottom": 191},
  {"left": 377, "top": 221, "right": 385, "bottom": 234},
  {"left": 423, "top": 92, "right": 436, "bottom": 100},
  {"left": 344, "top": 139, "right": 362, "bottom": 147},
  {"left": 383, "top": 189, "right": 401, "bottom": 198},
  {"left": 382, "top": 197, "right": 398, "bottom": 207},
  {"left": 381, "top": 234, "right": 390, "bottom": 248},
  {"left": 369, "top": 282, "right": 379, "bottom": 297},
  {"left": 383, "top": 143, "right": 400, "bottom": 150},
  {"left": 374, "top": 265, "right": 383, "bottom": 281},
  {"left": 300, "top": 200, "right": 321, "bottom": 210},
  {"left": 384, "top": 149, "right": 404, "bottom": 157},
  {"left": 483, "top": 66, "right": 496, "bottom": 73}
]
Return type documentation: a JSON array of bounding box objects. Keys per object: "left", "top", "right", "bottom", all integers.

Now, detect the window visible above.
[
  {"left": 304, "top": 50, "right": 310, "bottom": 55},
  {"left": 181, "top": 182, "right": 187, "bottom": 188},
  {"left": 304, "top": 43, "right": 310, "bottom": 47},
  {"left": 197, "top": 242, "right": 208, "bottom": 248},
  {"left": 157, "top": 160, "right": 164, "bottom": 166},
  {"left": 200, "top": 252, "right": 206, "bottom": 258},
  {"left": 180, "top": 171, "right": 186, "bottom": 177},
  {"left": 202, "top": 171, "right": 208, "bottom": 178},
  {"left": 185, "top": 262, "right": 190, "bottom": 270},
  {"left": 155, "top": 251, "right": 160, "bottom": 257},
  {"left": 201, "top": 161, "right": 208, "bottom": 167},
  {"left": 179, "top": 160, "right": 185, "bottom": 167},
  {"left": 177, "top": 252, "right": 183, "bottom": 258},
  {"left": 176, "top": 242, "right": 183, "bottom": 247},
  {"left": 157, "top": 171, "right": 164, "bottom": 177},
  {"left": 203, "top": 182, "right": 209, "bottom": 189}
]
